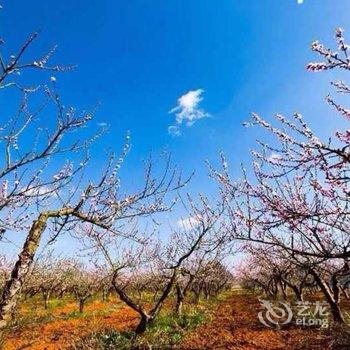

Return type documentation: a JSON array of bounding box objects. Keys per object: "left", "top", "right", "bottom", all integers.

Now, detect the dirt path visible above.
[{"left": 181, "top": 294, "right": 332, "bottom": 350}]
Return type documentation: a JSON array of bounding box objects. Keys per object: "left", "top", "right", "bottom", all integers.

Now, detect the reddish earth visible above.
[
  {"left": 2, "top": 299, "right": 138, "bottom": 350},
  {"left": 182, "top": 294, "right": 333, "bottom": 350},
  {"left": 1, "top": 293, "right": 342, "bottom": 349}
]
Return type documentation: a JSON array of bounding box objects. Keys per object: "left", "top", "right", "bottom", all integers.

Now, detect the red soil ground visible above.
[
  {"left": 1, "top": 293, "right": 341, "bottom": 350},
  {"left": 182, "top": 294, "right": 334, "bottom": 350},
  {"left": 1, "top": 299, "right": 138, "bottom": 350}
]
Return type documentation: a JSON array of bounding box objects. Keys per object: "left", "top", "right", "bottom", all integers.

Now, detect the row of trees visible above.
[
  {"left": 1, "top": 21, "right": 350, "bottom": 338},
  {"left": 0, "top": 29, "right": 231, "bottom": 335},
  {"left": 211, "top": 28, "right": 350, "bottom": 323},
  {"left": 0, "top": 253, "right": 232, "bottom": 316},
  {"left": 237, "top": 246, "right": 349, "bottom": 304}
]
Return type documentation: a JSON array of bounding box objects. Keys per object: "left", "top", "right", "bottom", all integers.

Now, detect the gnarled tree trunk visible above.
[
  {"left": 175, "top": 284, "right": 184, "bottom": 316},
  {"left": 310, "top": 269, "right": 345, "bottom": 323},
  {"left": 112, "top": 268, "right": 178, "bottom": 336},
  {"left": 0, "top": 214, "right": 48, "bottom": 328}
]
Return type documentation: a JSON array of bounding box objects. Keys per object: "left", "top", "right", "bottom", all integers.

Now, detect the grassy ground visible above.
[{"left": 72, "top": 309, "right": 207, "bottom": 350}]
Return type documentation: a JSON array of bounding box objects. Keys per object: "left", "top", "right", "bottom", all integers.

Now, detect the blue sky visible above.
[{"left": 2, "top": 0, "right": 350, "bottom": 255}]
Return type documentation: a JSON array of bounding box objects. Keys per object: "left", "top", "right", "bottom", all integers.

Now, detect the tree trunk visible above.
[
  {"left": 280, "top": 275, "right": 305, "bottom": 302},
  {"left": 329, "top": 300, "right": 344, "bottom": 323},
  {"left": 295, "top": 288, "right": 303, "bottom": 302},
  {"left": 290, "top": 285, "right": 303, "bottom": 301},
  {"left": 0, "top": 214, "right": 48, "bottom": 329},
  {"left": 310, "top": 269, "right": 345, "bottom": 323},
  {"left": 279, "top": 282, "right": 288, "bottom": 300},
  {"left": 112, "top": 278, "right": 151, "bottom": 336},
  {"left": 340, "top": 285, "right": 349, "bottom": 300},
  {"left": 43, "top": 290, "right": 51, "bottom": 309},
  {"left": 193, "top": 288, "right": 200, "bottom": 304},
  {"left": 203, "top": 284, "right": 210, "bottom": 300},
  {"left": 112, "top": 268, "right": 178, "bottom": 337},
  {"left": 135, "top": 312, "right": 152, "bottom": 335},
  {"left": 331, "top": 275, "right": 341, "bottom": 304},
  {"left": 175, "top": 284, "right": 184, "bottom": 316},
  {"left": 79, "top": 299, "right": 85, "bottom": 313}
]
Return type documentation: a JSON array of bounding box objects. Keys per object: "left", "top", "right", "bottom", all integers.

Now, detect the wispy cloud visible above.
[
  {"left": 267, "top": 153, "right": 282, "bottom": 164},
  {"left": 177, "top": 216, "right": 200, "bottom": 230},
  {"left": 297, "top": 0, "right": 304, "bottom": 4},
  {"left": 168, "top": 89, "right": 209, "bottom": 136}
]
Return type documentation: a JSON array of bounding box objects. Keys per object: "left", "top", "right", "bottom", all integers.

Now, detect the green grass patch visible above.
[
  {"left": 63, "top": 307, "right": 112, "bottom": 320},
  {"left": 47, "top": 298, "right": 68, "bottom": 309},
  {"left": 72, "top": 309, "right": 207, "bottom": 349},
  {"left": 7, "top": 312, "right": 55, "bottom": 331},
  {"left": 97, "top": 330, "right": 134, "bottom": 349},
  {"left": 139, "top": 310, "right": 206, "bottom": 348}
]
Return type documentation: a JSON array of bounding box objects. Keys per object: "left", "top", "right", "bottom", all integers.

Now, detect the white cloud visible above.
[
  {"left": 267, "top": 153, "right": 282, "bottom": 164},
  {"left": 177, "top": 216, "right": 200, "bottom": 230},
  {"left": 297, "top": 0, "right": 304, "bottom": 4},
  {"left": 168, "top": 89, "right": 209, "bottom": 136},
  {"left": 22, "top": 185, "right": 55, "bottom": 197}
]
